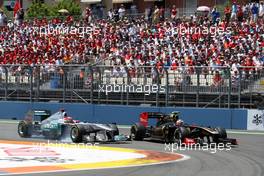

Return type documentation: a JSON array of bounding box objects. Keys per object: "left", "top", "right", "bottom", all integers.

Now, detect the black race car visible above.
[
  {"left": 130, "top": 112, "right": 238, "bottom": 145},
  {"left": 18, "top": 109, "right": 130, "bottom": 143}
]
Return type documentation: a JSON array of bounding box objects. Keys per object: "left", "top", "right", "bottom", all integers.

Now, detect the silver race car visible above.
[{"left": 18, "top": 109, "right": 131, "bottom": 143}]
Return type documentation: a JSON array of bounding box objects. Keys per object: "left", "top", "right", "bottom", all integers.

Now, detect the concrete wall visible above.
[{"left": 0, "top": 101, "right": 248, "bottom": 129}]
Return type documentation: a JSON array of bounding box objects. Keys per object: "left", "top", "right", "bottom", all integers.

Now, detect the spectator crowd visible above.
[{"left": 0, "top": 1, "right": 263, "bottom": 88}]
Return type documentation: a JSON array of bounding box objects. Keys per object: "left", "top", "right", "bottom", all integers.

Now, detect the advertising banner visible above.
[{"left": 247, "top": 110, "right": 264, "bottom": 131}]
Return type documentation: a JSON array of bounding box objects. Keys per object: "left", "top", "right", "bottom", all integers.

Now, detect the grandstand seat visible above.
[
  {"left": 168, "top": 77, "right": 176, "bottom": 85},
  {"left": 21, "top": 76, "right": 29, "bottom": 84},
  {"left": 146, "top": 78, "right": 152, "bottom": 85},
  {"left": 8, "top": 76, "right": 16, "bottom": 83},
  {"left": 130, "top": 78, "right": 138, "bottom": 84},
  {"left": 138, "top": 78, "right": 144, "bottom": 85},
  {"left": 161, "top": 77, "right": 166, "bottom": 85},
  {"left": 116, "top": 77, "right": 124, "bottom": 84},
  {"left": 191, "top": 75, "right": 197, "bottom": 86},
  {"left": 1, "top": 74, "right": 6, "bottom": 82},
  {"left": 110, "top": 77, "right": 117, "bottom": 84},
  {"left": 199, "top": 77, "right": 208, "bottom": 86}
]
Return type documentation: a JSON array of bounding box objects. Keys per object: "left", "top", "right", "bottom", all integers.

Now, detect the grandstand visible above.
[{"left": 0, "top": 1, "right": 263, "bottom": 109}]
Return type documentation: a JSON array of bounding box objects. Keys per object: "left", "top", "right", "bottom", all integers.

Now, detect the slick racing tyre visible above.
[
  {"left": 215, "top": 127, "right": 227, "bottom": 139},
  {"left": 18, "top": 121, "right": 32, "bottom": 138},
  {"left": 130, "top": 123, "right": 146, "bottom": 141},
  {"left": 70, "top": 126, "right": 83, "bottom": 143}
]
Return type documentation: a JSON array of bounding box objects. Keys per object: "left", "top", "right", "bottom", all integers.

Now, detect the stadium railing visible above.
[{"left": 0, "top": 65, "right": 263, "bottom": 108}]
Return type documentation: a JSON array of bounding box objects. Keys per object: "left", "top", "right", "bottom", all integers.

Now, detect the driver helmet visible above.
[
  {"left": 60, "top": 109, "right": 67, "bottom": 117},
  {"left": 176, "top": 119, "right": 184, "bottom": 126},
  {"left": 63, "top": 112, "right": 67, "bottom": 117},
  {"left": 170, "top": 111, "right": 180, "bottom": 121}
]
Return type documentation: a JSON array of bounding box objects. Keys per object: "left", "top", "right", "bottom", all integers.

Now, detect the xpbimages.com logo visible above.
[
  {"left": 98, "top": 84, "right": 166, "bottom": 95},
  {"left": 164, "top": 141, "right": 232, "bottom": 154},
  {"left": 32, "top": 140, "right": 99, "bottom": 153}
]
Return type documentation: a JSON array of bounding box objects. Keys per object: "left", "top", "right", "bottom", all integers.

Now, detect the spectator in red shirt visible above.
[{"left": 212, "top": 71, "right": 224, "bottom": 87}]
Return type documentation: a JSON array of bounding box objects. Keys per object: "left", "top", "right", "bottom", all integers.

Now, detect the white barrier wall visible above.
[{"left": 247, "top": 110, "right": 264, "bottom": 131}]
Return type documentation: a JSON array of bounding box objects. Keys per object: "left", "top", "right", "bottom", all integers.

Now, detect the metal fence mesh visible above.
[{"left": 0, "top": 65, "right": 264, "bottom": 108}]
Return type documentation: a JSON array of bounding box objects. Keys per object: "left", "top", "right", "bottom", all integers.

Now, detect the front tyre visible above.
[
  {"left": 18, "top": 121, "right": 32, "bottom": 138},
  {"left": 130, "top": 123, "right": 146, "bottom": 141},
  {"left": 70, "top": 126, "right": 83, "bottom": 143}
]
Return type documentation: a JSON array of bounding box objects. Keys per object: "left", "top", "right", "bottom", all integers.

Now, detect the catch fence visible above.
[{"left": 0, "top": 65, "right": 263, "bottom": 108}]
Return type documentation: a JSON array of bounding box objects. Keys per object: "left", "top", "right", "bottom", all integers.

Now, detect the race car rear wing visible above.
[{"left": 139, "top": 112, "right": 165, "bottom": 127}]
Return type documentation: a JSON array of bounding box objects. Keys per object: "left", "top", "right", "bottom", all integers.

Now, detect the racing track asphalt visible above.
[{"left": 0, "top": 123, "right": 264, "bottom": 176}]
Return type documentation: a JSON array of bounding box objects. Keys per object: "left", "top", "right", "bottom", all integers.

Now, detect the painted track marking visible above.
[{"left": 0, "top": 140, "right": 189, "bottom": 175}]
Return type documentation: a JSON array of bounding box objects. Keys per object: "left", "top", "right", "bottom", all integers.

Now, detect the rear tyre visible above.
[
  {"left": 130, "top": 123, "right": 146, "bottom": 141},
  {"left": 70, "top": 126, "right": 83, "bottom": 143},
  {"left": 18, "top": 121, "right": 32, "bottom": 138}
]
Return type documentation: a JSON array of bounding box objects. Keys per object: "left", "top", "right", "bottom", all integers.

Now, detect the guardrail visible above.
[{"left": 0, "top": 65, "right": 263, "bottom": 108}]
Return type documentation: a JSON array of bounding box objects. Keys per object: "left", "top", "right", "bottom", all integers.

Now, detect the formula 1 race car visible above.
[
  {"left": 18, "top": 109, "right": 130, "bottom": 143},
  {"left": 130, "top": 112, "right": 238, "bottom": 145}
]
